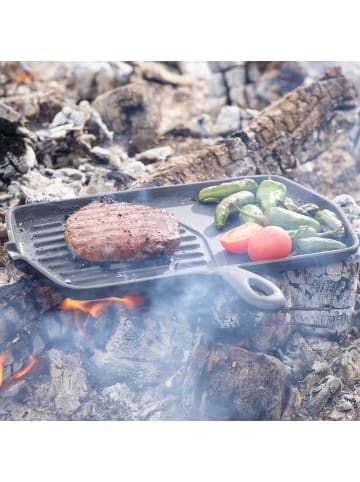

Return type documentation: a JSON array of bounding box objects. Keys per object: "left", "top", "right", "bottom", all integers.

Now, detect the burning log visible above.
[
  {"left": 0, "top": 276, "right": 63, "bottom": 347},
  {"left": 128, "top": 67, "right": 357, "bottom": 187}
]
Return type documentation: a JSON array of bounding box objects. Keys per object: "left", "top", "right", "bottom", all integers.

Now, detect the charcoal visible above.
[
  {"left": 307, "top": 375, "right": 342, "bottom": 415},
  {"left": 1, "top": 91, "right": 65, "bottom": 123},
  {"left": 78, "top": 100, "right": 113, "bottom": 142},
  {"left": 0, "top": 102, "right": 23, "bottom": 123},
  {"left": 0, "top": 117, "right": 37, "bottom": 185},
  {"left": 183, "top": 342, "right": 288, "bottom": 420},
  {"left": 48, "top": 349, "right": 88, "bottom": 418},
  {"left": 11, "top": 168, "right": 85, "bottom": 203}
]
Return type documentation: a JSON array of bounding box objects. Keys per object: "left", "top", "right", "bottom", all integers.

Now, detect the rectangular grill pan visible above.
[{"left": 5, "top": 175, "right": 359, "bottom": 302}]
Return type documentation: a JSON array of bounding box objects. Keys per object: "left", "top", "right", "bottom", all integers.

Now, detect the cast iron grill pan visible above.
[{"left": 5, "top": 176, "right": 359, "bottom": 305}]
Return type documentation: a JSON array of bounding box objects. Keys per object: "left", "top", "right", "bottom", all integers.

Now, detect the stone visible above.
[
  {"left": 208, "top": 62, "right": 243, "bottom": 73},
  {"left": 229, "top": 86, "right": 247, "bottom": 106},
  {"left": 181, "top": 62, "right": 212, "bottom": 80},
  {"left": 92, "top": 83, "right": 160, "bottom": 153},
  {"left": 213, "top": 105, "right": 242, "bottom": 135},
  {"left": 71, "top": 61, "right": 133, "bottom": 100},
  {"left": 136, "top": 146, "right": 173, "bottom": 164},
  {"left": 224, "top": 66, "right": 246, "bottom": 89},
  {"left": 121, "top": 160, "right": 147, "bottom": 177},
  {"left": 208, "top": 73, "right": 227, "bottom": 98},
  {"left": 191, "top": 114, "right": 213, "bottom": 137}
]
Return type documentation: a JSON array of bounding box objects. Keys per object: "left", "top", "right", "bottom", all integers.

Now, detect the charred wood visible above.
[
  {"left": 182, "top": 340, "right": 288, "bottom": 420},
  {"left": 127, "top": 67, "right": 357, "bottom": 187}
]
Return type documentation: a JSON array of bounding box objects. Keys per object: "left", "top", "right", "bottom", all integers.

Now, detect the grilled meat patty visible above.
[{"left": 64, "top": 200, "right": 181, "bottom": 262}]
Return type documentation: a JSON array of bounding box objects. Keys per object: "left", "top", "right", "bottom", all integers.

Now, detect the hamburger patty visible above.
[{"left": 64, "top": 200, "right": 181, "bottom": 262}]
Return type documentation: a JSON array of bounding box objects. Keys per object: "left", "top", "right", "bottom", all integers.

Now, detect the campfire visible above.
[{"left": 1, "top": 61, "right": 360, "bottom": 420}]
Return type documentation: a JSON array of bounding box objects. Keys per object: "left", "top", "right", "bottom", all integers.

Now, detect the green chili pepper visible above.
[
  {"left": 283, "top": 199, "right": 320, "bottom": 216},
  {"left": 198, "top": 179, "right": 258, "bottom": 203},
  {"left": 314, "top": 209, "right": 344, "bottom": 235},
  {"left": 256, "top": 177, "right": 286, "bottom": 211},
  {"left": 215, "top": 191, "right": 255, "bottom": 228},
  {"left": 299, "top": 203, "right": 319, "bottom": 215},
  {"left": 286, "top": 226, "right": 342, "bottom": 241},
  {"left": 266, "top": 207, "right": 322, "bottom": 231},
  {"left": 238, "top": 204, "right": 264, "bottom": 224},
  {"left": 283, "top": 197, "right": 301, "bottom": 213},
  {"left": 238, "top": 206, "right": 322, "bottom": 231},
  {"left": 286, "top": 227, "right": 319, "bottom": 240},
  {"left": 296, "top": 237, "right": 347, "bottom": 254}
]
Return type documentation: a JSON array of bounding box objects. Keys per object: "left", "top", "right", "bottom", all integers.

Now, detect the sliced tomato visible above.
[{"left": 220, "top": 222, "right": 264, "bottom": 254}]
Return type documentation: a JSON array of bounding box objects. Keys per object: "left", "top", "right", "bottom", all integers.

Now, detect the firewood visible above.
[
  {"left": 0, "top": 244, "right": 63, "bottom": 346},
  {"left": 128, "top": 67, "right": 357, "bottom": 188}
]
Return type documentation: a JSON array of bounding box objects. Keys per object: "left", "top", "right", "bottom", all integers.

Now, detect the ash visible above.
[{"left": 2, "top": 61, "right": 360, "bottom": 420}]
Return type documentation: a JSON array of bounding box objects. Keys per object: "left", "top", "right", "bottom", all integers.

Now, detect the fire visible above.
[
  {"left": 58, "top": 293, "right": 144, "bottom": 318},
  {"left": 35, "top": 285, "right": 53, "bottom": 294},
  {"left": 12, "top": 66, "right": 33, "bottom": 83},
  {"left": 235, "top": 339, "right": 247, "bottom": 348},
  {"left": 0, "top": 352, "right": 9, "bottom": 387},
  {"left": 7, "top": 356, "right": 38, "bottom": 383},
  {"left": 0, "top": 354, "right": 38, "bottom": 388}
]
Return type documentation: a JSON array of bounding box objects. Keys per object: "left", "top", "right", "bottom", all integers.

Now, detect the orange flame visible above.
[
  {"left": 0, "top": 352, "right": 9, "bottom": 387},
  {"left": 7, "top": 355, "right": 38, "bottom": 383},
  {"left": 0, "top": 354, "right": 38, "bottom": 388},
  {"left": 73, "top": 310, "right": 86, "bottom": 337},
  {"left": 58, "top": 294, "right": 144, "bottom": 318},
  {"left": 12, "top": 67, "right": 33, "bottom": 83},
  {"left": 35, "top": 285, "right": 53, "bottom": 294},
  {"left": 235, "top": 339, "right": 247, "bottom": 348}
]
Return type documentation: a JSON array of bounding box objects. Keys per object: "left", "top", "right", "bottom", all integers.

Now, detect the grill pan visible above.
[{"left": 5, "top": 175, "right": 359, "bottom": 308}]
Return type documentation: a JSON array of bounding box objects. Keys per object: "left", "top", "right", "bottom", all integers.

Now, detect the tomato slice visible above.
[{"left": 220, "top": 222, "right": 264, "bottom": 253}]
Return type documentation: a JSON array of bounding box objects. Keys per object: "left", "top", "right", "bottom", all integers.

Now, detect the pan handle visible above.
[{"left": 215, "top": 265, "right": 287, "bottom": 310}]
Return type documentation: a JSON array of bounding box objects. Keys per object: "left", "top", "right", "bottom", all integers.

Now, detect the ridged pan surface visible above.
[{"left": 5, "top": 176, "right": 359, "bottom": 296}]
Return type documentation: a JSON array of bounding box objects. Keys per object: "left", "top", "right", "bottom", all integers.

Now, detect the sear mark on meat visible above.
[{"left": 64, "top": 200, "right": 181, "bottom": 262}]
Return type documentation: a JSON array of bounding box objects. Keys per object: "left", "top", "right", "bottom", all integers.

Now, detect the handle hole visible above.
[{"left": 248, "top": 277, "right": 274, "bottom": 297}]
